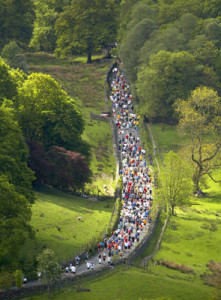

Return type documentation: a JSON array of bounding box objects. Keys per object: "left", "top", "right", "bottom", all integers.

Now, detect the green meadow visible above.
[
  {"left": 23, "top": 189, "right": 115, "bottom": 263},
  {"left": 26, "top": 267, "right": 215, "bottom": 300}
]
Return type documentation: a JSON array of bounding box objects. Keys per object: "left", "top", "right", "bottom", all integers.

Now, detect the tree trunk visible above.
[
  {"left": 87, "top": 49, "right": 92, "bottom": 63},
  {"left": 48, "top": 285, "right": 50, "bottom": 298},
  {"left": 171, "top": 205, "right": 175, "bottom": 216}
]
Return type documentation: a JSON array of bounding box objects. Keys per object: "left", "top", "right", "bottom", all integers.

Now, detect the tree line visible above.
[
  {"left": 0, "top": 56, "right": 92, "bottom": 282},
  {"left": 117, "top": 0, "right": 220, "bottom": 214}
]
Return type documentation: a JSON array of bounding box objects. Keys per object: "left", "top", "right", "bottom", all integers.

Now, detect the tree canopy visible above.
[
  {"left": 175, "top": 86, "right": 221, "bottom": 194},
  {"left": 55, "top": 0, "right": 118, "bottom": 62},
  {"left": 156, "top": 151, "right": 193, "bottom": 215}
]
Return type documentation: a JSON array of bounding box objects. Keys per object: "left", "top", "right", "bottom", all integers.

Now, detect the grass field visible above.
[
  {"left": 26, "top": 266, "right": 216, "bottom": 300},
  {"left": 26, "top": 52, "right": 116, "bottom": 195},
  {"left": 22, "top": 189, "right": 115, "bottom": 263}
]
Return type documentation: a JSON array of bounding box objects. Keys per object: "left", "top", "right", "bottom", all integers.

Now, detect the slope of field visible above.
[
  {"left": 23, "top": 189, "right": 115, "bottom": 263},
  {"left": 26, "top": 266, "right": 215, "bottom": 300}
]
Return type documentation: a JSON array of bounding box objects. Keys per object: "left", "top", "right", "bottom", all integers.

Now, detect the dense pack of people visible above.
[
  {"left": 96, "top": 64, "right": 153, "bottom": 261},
  {"left": 65, "top": 63, "right": 153, "bottom": 276}
]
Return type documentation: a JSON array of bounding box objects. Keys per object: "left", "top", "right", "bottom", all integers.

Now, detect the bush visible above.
[
  {"left": 0, "top": 271, "right": 13, "bottom": 289},
  {"left": 1, "top": 41, "right": 28, "bottom": 71},
  {"left": 14, "top": 270, "right": 23, "bottom": 288}
]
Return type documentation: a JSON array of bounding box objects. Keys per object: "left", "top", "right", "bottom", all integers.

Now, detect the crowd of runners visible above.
[
  {"left": 98, "top": 64, "right": 153, "bottom": 258},
  {"left": 65, "top": 62, "right": 153, "bottom": 276}
]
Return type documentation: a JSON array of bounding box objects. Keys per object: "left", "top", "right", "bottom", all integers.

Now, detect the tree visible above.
[
  {"left": 27, "top": 141, "right": 91, "bottom": 190},
  {"left": 14, "top": 270, "right": 24, "bottom": 288},
  {"left": 29, "top": 1, "right": 58, "bottom": 52},
  {"left": 17, "top": 73, "right": 86, "bottom": 154},
  {"left": 55, "top": 0, "right": 117, "bottom": 62},
  {"left": 1, "top": 41, "right": 28, "bottom": 71},
  {"left": 0, "top": 56, "right": 17, "bottom": 105},
  {"left": 156, "top": 151, "right": 193, "bottom": 216},
  {"left": 175, "top": 86, "right": 221, "bottom": 194},
  {"left": 0, "top": 101, "right": 35, "bottom": 203},
  {"left": 0, "top": 0, "right": 35, "bottom": 49},
  {"left": 119, "top": 18, "right": 157, "bottom": 82},
  {"left": 0, "top": 175, "right": 33, "bottom": 268},
  {"left": 137, "top": 51, "right": 200, "bottom": 120},
  {"left": 37, "top": 249, "right": 61, "bottom": 297}
]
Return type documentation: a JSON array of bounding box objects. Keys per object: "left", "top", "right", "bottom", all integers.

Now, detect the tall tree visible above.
[
  {"left": 119, "top": 17, "right": 157, "bottom": 82},
  {"left": 156, "top": 151, "right": 193, "bottom": 216},
  {"left": 55, "top": 0, "right": 118, "bottom": 62},
  {"left": 0, "top": 0, "right": 35, "bottom": 49},
  {"left": 29, "top": 0, "right": 58, "bottom": 52},
  {"left": 37, "top": 249, "right": 61, "bottom": 298},
  {"left": 17, "top": 73, "right": 86, "bottom": 153},
  {"left": 175, "top": 86, "right": 221, "bottom": 194},
  {"left": 0, "top": 56, "right": 17, "bottom": 105},
  {"left": 0, "top": 175, "right": 33, "bottom": 268},
  {"left": 0, "top": 102, "right": 35, "bottom": 204},
  {"left": 137, "top": 51, "right": 200, "bottom": 120}
]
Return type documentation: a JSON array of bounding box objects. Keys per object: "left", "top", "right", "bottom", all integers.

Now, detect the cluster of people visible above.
[
  {"left": 65, "top": 63, "right": 153, "bottom": 275},
  {"left": 96, "top": 64, "right": 153, "bottom": 262},
  {"left": 65, "top": 255, "right": 80, "bottom": 276}
]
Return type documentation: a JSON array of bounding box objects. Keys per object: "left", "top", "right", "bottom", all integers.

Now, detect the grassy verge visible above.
[
  {"left": 26, "top": 52, "right": 115, "bottom": 195},
  {"left": 26, "top": 266, "right": 215, "bottom": 300},
  {"left": 21, "top": 189, "right": 115, "bottom": 263}
]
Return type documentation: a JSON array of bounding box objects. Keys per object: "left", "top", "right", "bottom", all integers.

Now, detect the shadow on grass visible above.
[{"left": 33, "top": 188, "right": 115, "bottom": 215}]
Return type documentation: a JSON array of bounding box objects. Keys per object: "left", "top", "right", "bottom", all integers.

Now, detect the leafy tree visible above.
[
  {"left": 30, "top": 1, "right": 58, "bottom": 52},
  {"left": 137, "top": 51, "right": 200, "bottom": 120},
  {"left": 175, "top": 86, "right": 221, "bottom": 194},
  {"left": 46, "top": 146, "right": 91, "bottom": 190},
  {"left": 0, "top": 271, "right": 13, "bottom": 289},
  {"left": 158, "top": 0, "right": 204, "bottom": 24},
  {"left": 27, "top": 140, "right": 91, "bottom": 190},
  {"left": 0, "top": 175, "right": 33, "bottom": 268},
  {"left": 194, "top": 41, "right": 219, "bottom": 67},
  {"left": 17, "top": 73, "right": 86, "bottom": 154},
  {"left": 0, "top": 0, "right": 35, "bottom": 49},
  {"left": 0, "top": 102, "right": 35, "bottom": 203},
  {"left": 156, "top": 151, "right": 193, "bottom": 216},
  {"left": 1, "top": 41, "right": 28, "bottom": 71},
  {"left": 119, "top": 18, "right": 157, "bottom": 82},
  {"left": 0, "top": 56, "right": 17, "bottom": 105},
  {"left": 37, "top": 249, "right": 61, "bottom": 297},
  {"left": 140, "top": 26, "right": 186, "bottom": 65},
  {"left": 14, "top": 270, "right": 24, "bottom": 288},
  {"left": 55, "top": 0, "right": 117, "bottom": 62}
]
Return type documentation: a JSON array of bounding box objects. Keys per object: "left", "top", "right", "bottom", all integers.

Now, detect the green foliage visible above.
[
  {"left": 1, "top": 41, "right": 28, "bottom": 71},
  {"left": 156, "top": 151, "right": 193, "bottom": 215},
  {"left": 0, "top": 56, "right": 17, "bottom": 104},
  {"left": 37, "top": 249, "right": 61, "bottom": 297},
  {"left": 137, "top": 51, "right": 200, "bottom": 120},
  {"left": 0, "top": 175, "right": 33, "bottom": 268},
  {"left": 175, "top": 86, "right": 221, "bottom": 193},
  {"left": 0, "top": 0, "right": 35, "bottom": 49},
  {"left": 14, "top": 269, "right": 24, "bottom": 288},
  {"left": 17, "top": 72, "right": 85, "bottom": 153},
  {"left": 0, "top": 271, "right": 13, "bottom": 289},
  {"left": 119, "top": 17, "right": 157, "bottom": 82},
  {"left": 30, "top": 0, "right": 58, "bottom": 52},
  {"left": 0, "top": 102, "right": 35, "bottom": 203},
  {"left": 55, "top": 0, "right": 117, "bottom": 62}
]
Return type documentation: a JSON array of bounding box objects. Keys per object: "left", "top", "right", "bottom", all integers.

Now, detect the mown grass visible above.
[
  {"left": 26, "top": 266, "right": 215, "bottom": 300},
  {"left": 151, "top": 123, "right": 186, "bottom": 163},
  {"left": 26, "top": 52, "right": 115, "bottom": 195},
  {"left": 23, "top": 189, "right": 115, "bottom": 263}
]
